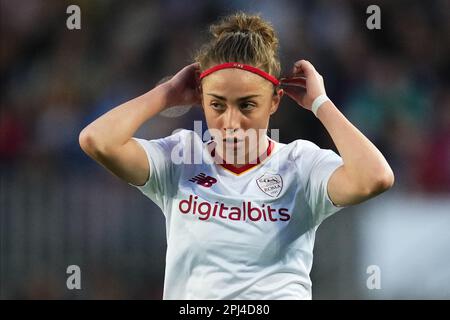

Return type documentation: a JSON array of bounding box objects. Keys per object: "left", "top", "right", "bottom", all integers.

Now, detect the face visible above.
[{"left": 200, "top": 68, "right": 284, "bottom": 165}]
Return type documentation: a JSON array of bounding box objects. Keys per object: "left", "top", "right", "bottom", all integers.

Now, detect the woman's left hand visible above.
[{"left": 280, "top": 60, "right": 327, "bottom": 111}]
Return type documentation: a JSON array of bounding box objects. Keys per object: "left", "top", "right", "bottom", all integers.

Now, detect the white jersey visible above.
[{"left": 131, "top": 129, "right": 344, "bottom": 299}]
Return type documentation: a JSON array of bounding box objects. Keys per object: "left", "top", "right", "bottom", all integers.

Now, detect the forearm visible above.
[
  {"left": 316, "top": 100, "right": 394, "bottom": 192},
  {"left": 80, "top": 82, "right": 172, "bottom": 151}
]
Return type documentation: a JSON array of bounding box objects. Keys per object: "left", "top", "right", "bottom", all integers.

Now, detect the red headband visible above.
[{"left": 199, "top": 62, "right": 280, "bottom": 86}]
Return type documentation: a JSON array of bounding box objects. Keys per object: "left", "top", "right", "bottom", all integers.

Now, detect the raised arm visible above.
[
  {"left": 282, "top": 60, "right": 394, "bottom": 206},
  {"left": 79, "top": 63, "right": 201, "bottom": 186}
]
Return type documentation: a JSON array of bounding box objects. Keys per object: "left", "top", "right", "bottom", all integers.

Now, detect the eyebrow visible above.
[{"left": 206, "top": 93, "right": 261, "bottom": 101}]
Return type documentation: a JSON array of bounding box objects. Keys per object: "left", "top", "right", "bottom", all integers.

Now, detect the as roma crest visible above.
[{"left": 256, "top": 173, "right": 283, "bottom": 197}]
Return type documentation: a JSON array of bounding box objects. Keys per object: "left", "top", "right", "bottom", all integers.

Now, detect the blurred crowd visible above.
[{"left": 1, "top": 0, "right": 449, "bottom": 193}]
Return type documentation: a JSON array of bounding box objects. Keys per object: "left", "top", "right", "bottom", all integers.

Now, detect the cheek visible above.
[{"left": 248, "top": 107, "right": 271, "bottom": 128}]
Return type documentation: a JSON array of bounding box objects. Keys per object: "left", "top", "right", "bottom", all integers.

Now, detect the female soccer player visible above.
[{"left": 79, "top": 12, "right": 394, "bottom": 299}]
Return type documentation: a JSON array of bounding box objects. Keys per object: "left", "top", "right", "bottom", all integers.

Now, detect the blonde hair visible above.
[{"left": 194, "top": 12, "right": 281, "bottom": 79}]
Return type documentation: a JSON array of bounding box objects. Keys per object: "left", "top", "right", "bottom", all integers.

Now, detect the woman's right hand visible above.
[{"left": 164, "top": 62, "right": 202, "bottom": 107}]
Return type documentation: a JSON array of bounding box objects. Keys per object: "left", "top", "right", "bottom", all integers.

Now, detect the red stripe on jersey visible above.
[{"left": 210, "top": 139, "right": 274, "bottom": 175}]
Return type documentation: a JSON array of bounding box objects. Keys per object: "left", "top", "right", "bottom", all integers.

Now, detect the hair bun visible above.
[
  {"left": 195, "top": 11, "right": 281, "bottom": 78},
  {"left": 210, "top": 12, "right": 278, "bottom": 52}
]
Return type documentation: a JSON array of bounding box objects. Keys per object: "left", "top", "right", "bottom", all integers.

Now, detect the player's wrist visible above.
[
  {"left": 158, "top": 81, "right": 178, "bottom": 109},
  {"left": 311, "top": 94, "right": 330, "bottom": 117}
]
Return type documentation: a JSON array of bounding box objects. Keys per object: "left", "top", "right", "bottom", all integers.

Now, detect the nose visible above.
[{"left": 222, "top": 107, "right": 242, "bottom": 135}]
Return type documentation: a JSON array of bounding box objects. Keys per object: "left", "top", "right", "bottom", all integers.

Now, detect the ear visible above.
[{"left": 270, "top": 88, "right": 284, "bottom": 115}]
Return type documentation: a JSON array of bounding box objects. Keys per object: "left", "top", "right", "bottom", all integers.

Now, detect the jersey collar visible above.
[{"left": 207, "top": 138, "right": 274, "bottom": 175}]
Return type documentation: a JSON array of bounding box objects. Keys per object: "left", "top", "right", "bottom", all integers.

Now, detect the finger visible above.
[
  {"left": 283, "top": 86, "right": 307, "bottom": 107},
  {"left": 283, "top": 83, "right": 306, "bottom": 96},
  {"left": 291, "top": 65, "right": 305, "bottom": 75},
  {"left": 186, "top": 62, "right": 201, "bottom": 77},
  {"left": 280, "top": 76, "right": 307, "bottom": 88},
  {"left": 292, "top": 64, "right": 306, "bottom": 76},
  {"left": 189, "top": 62, "right": 200, "bottom": 68},
  {"left": 284, "top": 91, "right": 305, "bottom": 108},
  {"left": 294, "top": 60, "right": 315, "bottom": 77}
]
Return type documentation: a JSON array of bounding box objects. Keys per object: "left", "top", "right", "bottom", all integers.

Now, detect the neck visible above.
[{"left": 211, "top": 136, "right": 271, "bottom": 167}]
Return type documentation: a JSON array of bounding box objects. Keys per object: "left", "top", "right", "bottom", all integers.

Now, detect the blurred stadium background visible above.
[{"left": 1, "top": 0, "right": 449, "bottom": 299}]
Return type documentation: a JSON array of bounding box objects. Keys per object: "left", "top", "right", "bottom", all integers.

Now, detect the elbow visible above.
[
  {"left": 383, "top": 169, "right": 395, "bottom": 190},
  {"left": 79, "top": 127, "right": 121, "bottom": 161},
  {"left": 79, "top": 127, "right": 102, "bottom": 158},
  {"left": 367, "top": 168, "right": 395, "bottom": 196},
  {"left": 344, "top": 166, "right": 395, "bottom": 204}
]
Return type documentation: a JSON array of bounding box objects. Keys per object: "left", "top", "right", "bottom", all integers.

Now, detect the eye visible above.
[
  {"left": 210, "top": 102, "right": 225, "bottom": 111},
  {"left": 239, "top": 102, "right": 256, "bottom": 111}
]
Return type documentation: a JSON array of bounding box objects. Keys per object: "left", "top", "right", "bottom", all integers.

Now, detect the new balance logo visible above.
[{"left": 189, "top": 173, "right": 217, "bottom": 188}]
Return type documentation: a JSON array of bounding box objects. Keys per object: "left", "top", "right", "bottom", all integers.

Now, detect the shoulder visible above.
[
  {"left": 292, "top": 139, "right": 321, "bottom": 152},
  {"left": 155, "top": 129, "right": 195, "bottom": 143},
  {"left": 132, "top": 129, "right": 203, "bottom": 164},
  {"left": 142, "top": 129, "right": 200, "bottom": 149},
  {"left": 281, "top": 139, "right": 341, "bottom": 173},
  {"left": 275, "top": 138, "right": 321, "bottom": 160}
]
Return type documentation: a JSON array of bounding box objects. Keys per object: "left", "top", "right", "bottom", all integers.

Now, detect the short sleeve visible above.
[
  {"left": 130, "top": 130, "right": 187, "bottom": 212},
  {"left": 294, "top": 140, "right": 345, "bottom": 227}
]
